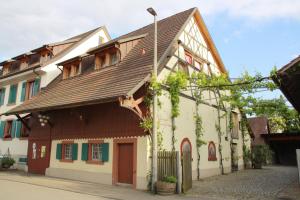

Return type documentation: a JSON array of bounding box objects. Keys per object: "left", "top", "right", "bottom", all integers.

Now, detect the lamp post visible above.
[{"left": 147, "top": 7, "right": 158, "bottom": 193}]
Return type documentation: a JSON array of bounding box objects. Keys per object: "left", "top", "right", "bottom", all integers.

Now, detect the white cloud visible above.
[{"left": 0, "top": 0, "right": 299, "bottom": 60}]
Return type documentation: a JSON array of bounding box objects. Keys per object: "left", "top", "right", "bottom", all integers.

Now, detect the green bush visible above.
[
  {"left": 1, "top": 157, "right": 15, "bottom": 168},
  {"left": 252, "top": 145, "right": 273, "bottom": 167},
  {"left": 163, "top": 176, "right": 177, "bottom": 183}
]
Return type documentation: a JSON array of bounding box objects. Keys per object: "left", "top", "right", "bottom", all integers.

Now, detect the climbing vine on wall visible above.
[{"left": 165, "top": 71, "right": 187, "bottom": 151}]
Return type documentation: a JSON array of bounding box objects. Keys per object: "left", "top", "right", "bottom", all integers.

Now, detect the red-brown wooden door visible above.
[
  {"left": 118, "top": 143, "right": 133, "bottom": 184},
  {"left": 28, "top": 139, "right": 51, "bottom": 175}
]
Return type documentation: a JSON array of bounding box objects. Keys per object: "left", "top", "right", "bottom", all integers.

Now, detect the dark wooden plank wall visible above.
[{"left": 28, "top": 101, "right": 147, "bottom": 140}]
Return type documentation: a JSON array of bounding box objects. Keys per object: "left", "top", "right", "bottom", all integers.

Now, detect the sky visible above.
[{"left": 0, "top": 0, "right": 299, "bottom": 99}]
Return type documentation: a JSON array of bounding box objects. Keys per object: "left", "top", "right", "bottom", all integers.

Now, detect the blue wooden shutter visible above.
[
  {"left": 56, "top": 144, "right": 62, "bottom": 160},
  {"left": 15, "top": 121, "right": 22, "bottom": 138},
  {"left": 81, "top": 143, "right": 88, "bottom": 161},
  {"left": 101, "top": 143, "right": 109, "bottom": 162},
  {"left": 33, "top": 78, "right": 41, "bottom": 96},
  {"left": 11, "top": 120, "right": 16, "bottom": 138},
  {"left": 20, "top": 82, "right": 26, "bottom": 102},
  {"left": 0, "top": 88, "right": 6, "bottom": 105},
  {"left": 72, "top": 143, "right": 78, "bottom": 160},
  {"left": 0, "top": 121, "right": 4, "bottom": 138},
  {"left": 8, "top": 84, "right": 17, "bottom": 104}
]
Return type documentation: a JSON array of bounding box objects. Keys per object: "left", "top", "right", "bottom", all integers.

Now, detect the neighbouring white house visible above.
[{"left": 0, "top": 26, "right": 110, "bottom": 170}]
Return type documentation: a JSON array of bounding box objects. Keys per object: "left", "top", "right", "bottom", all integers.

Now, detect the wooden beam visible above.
[{"left": 15, "top": 114, "right": 31, "bottom": 131}]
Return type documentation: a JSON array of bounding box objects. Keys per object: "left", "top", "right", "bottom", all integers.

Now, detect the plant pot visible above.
[
  {"left": 2, "top": 164, "right": 10, "bottom": 169},
  {"left": 156, "top": 181, "right": 176, "bottom": 195},
  {"left": 253, "top": 162, "right": 262, "bottom": 169}
]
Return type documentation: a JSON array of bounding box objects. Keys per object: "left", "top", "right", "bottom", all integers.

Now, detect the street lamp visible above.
[{"left": 147, "top": 7, "right": 158, "bottom": 193}]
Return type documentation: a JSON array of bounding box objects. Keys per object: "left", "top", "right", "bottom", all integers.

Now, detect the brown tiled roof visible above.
[
  {"left": 6, "top": 8, "right": 196, "bottom": 115},
  {"left": 274, "top": 56, "right": 300, "bottom": 112},
  {"left": 248, "top": 117, "right": 270, "bottom": 136}
]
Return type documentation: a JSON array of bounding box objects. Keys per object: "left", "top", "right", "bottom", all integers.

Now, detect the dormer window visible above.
[
  {"left": 95, "top": 54, "right": 106, "bottom": 70},
  {"left": 110, "top": 52, "right": 118, "bottom": 65},
  {"left": 63, "top": 62, "right": 80, "bottom": 79},
  {"left": 2, "top": 65, "right": 10, "bottom": 75},
  {"left": 20, "top": 58, "right": 29, "bottom": 70}
]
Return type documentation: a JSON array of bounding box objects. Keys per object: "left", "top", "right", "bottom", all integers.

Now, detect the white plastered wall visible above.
[
  {"left": 46, "top": 136, "right": 150, "bottom": 190},
  {"left": 155, "top": 16, "right": 251, "bottom": 180}
]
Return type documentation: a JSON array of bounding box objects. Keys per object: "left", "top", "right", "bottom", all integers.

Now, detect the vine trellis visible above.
[{"left": 141, "top": 67, "right": 278, "bottom": 180}]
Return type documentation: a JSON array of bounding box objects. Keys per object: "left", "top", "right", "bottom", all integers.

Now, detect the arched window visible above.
[
  {"left": 180, "top": 138, "right": 192, "bottom": 155},
  {"left": 208, "top": 141, "right": 217, "bottom": 161}
]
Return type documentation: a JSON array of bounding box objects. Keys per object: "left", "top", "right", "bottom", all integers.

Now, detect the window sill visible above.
[
  {"left": 86, "top": 160, "right": 104, "bottom": 165},
  {"left": 19, "top": 137, "right": 29, "bottom": 140},
  {"left": 208, "top": 157, "right": 217, "bottom": 161},
  {"left": 7, "top": 103, "right": 16, "bottom": 106},
  {"left": 60, "top": 159, "right": 73, "bottom": 163}
]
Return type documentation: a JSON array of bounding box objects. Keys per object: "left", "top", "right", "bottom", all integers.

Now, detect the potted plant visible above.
[
  {"left": 1, "top": 157, "right": 15, "bottom": 169},
  {"left": 156, "top": 176, "right": 177, "bottom": 195},
  {"left": 252, "top": 145, "right": 272, "bottom": 169}
]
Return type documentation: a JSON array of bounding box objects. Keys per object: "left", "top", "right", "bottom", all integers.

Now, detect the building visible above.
[
  {"left": 6, "top": 8, "right": 250, "bottom": 190},
  {"left": 248, "top": 116, "right": 270, "bottom": 146},
  {"left": 273, "top": 56, "right": 300, "bottom": 112},
  {"left": 0, "top": 26, "right": 110, "bottom": 170}
]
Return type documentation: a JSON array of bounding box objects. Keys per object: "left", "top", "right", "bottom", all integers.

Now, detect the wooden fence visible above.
[{"left": 157, "top": 151, "right": 178, "bottom": 181}]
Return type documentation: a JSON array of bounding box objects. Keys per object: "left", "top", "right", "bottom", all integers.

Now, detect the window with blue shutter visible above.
[
  {"left": 20, "top": 82, "right": 26, "bottom": 102},
  {"left": 0, "top": 121, "right": 4, "bottom": 138},
  {"left": 56, "top": 144, "right": 62, "bottom": 160},
  {"left": 33, "top": 78, "right": 40, "bottom": 96},
  {"left": 8, "top": 84, "right": 18, "bottom": 104},
  {"left": 101, "top": 143, "right": 109, "bottom": 162},
  {"left": 0, "top": 88, "right": 6, "bottom": 105},
  {"left": 81, "top": 143, "right": 88, "bottom": 161}
]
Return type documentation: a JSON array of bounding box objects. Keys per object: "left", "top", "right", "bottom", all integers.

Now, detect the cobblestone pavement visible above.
[{"left": 187, "top": 166, "right": 299, "bottom": 200}]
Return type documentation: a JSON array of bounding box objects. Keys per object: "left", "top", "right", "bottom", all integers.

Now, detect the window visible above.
[
  {"left": 0, "top": 88, "right": 6, "bottom": 106},
  {"left": 8, "top": 84, "right": 18, "bottom": 104},
  {"left": 56, "top": 142, "right": 78, "bottom": 161},
  {"left": 27, "top": 81, "right": 35, "bottom": 99},
  {"left": 81, "top": 141, "right": 109, "bottom": 164},
  {"left": 208, "top": 141, "right": 217, "bottom": 161},
  {"left": 20, "top": 78, "right": 40, "bottom": 102},
  {"left": 91, "top": 143, "right": 102, "bottom": 161},
  {"left": 64, "top": 144, "right": 73, "bottom": 160},
  {"left": 185, "top": 52, "right": 193, "bottom": 64},
  {"left": 70, "top": 65, "right": 80, "bottom": 76},
  {"left": 194, "top": 60, "right": 202, "bottom": 71},
  {"left": 110, "top": 52, "right": 118, "bottom": 65},
  {"left": 4, "top": 121, "right": 12, "bottom": 138},
  {"left": 63, "top": 66, "right": 71, "bottom": 79},
  {"left": 63, "top": 64, "right": 80, "bottom": 79},
  {"left": 95, "top": 55, "right": 106, "bottom": 70}
]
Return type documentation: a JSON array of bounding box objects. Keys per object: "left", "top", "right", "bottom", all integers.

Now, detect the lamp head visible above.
[{"left": 147, "top": 7, "right": 157, "bottom": 16}]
